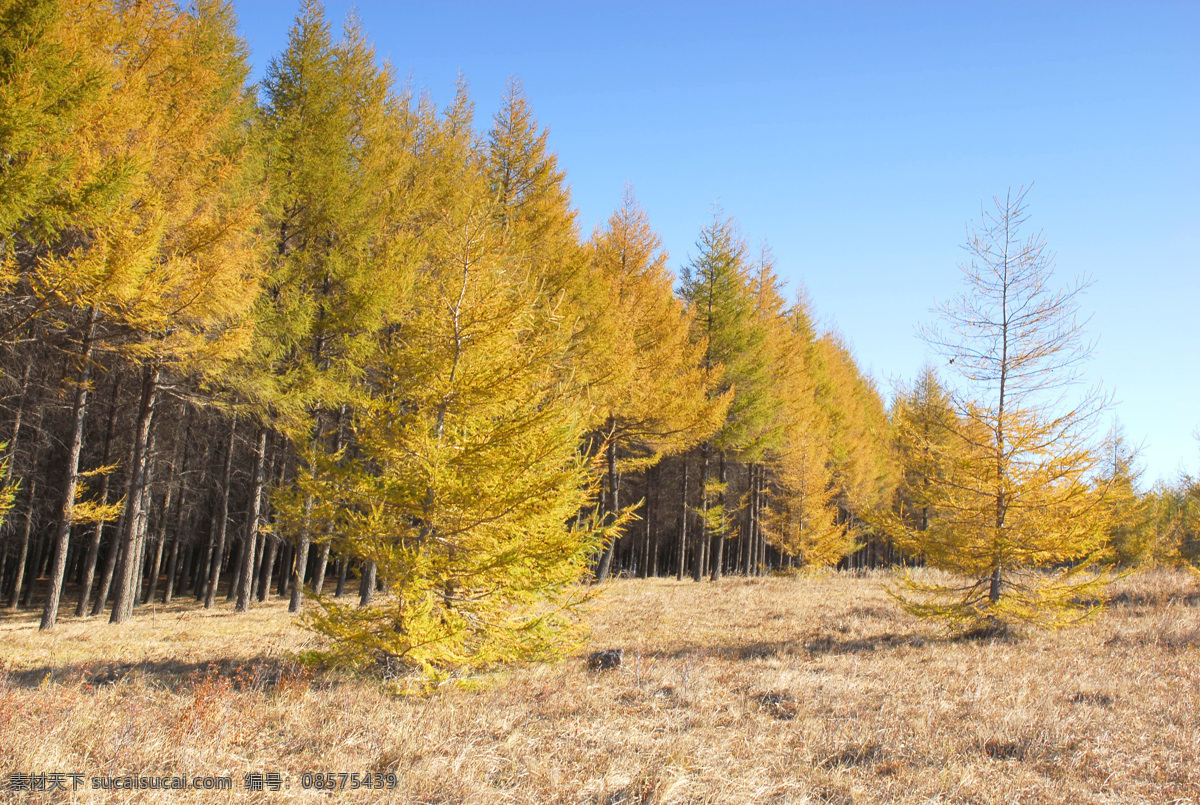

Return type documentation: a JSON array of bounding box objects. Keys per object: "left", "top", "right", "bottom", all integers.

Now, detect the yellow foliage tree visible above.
[
  {"left": 587, "top": 188, "right": 727, "bottom": 581},
  {"left": 762, "top": 294, "right": 853, "bottom": 569},
  {"left": 893, "top": 187, "right": 1113, "bottom": 632},
  {"left": 293, "top": 92, "right": 600, "bottom": 678}
]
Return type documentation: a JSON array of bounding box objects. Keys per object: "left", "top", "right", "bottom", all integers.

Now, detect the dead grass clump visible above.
[
  {"left": 818, "top": 741, "right": 885, "bottom": 768},
  {"left": 752, "top": 690, "right": 799, "bottom": 720},
  {"left": 1069, "top": 690, "right": 1115, "bottom": 707},
  {"left": 981, "top": 737, "right": 1028, "bottom": 761}
]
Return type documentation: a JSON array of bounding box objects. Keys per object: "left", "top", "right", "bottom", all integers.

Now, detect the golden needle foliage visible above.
[{"left": 889, "top": 187, "right": 1114, "bottom": 631}]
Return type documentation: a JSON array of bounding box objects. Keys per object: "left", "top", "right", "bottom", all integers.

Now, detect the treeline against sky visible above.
[{"left": 1, "top": 0, "right": 1194, "bottom": 667}]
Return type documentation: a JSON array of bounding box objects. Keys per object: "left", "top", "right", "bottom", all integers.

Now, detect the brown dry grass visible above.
[{"left": 1, "top": 570, "right": 1198, "bottom": 804}]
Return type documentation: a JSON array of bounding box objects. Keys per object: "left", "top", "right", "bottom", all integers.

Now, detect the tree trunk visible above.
[
  {"left": 312, "top": 542, "right": 330, "bottom": 596},
  {"left": 250, "top": 442, "right": 280, "bottom": 601},
  {"left": 288, "top": 506, "right": 309, "bottom": 611},
  {"left": 145, "top": 428, "right": 184, "bottom": 605},
  {"left": 749, "top": 463, "right": 758, "bottom": 576},
  {"left": 205, "top": 418, "right": 237, "bottom": 609},
  {"left": 277, "top": 543, "right": 292, "bottom": 598},
  {"left": 130, "top": 422, "right": 158, "bottom": 610},
  {"left": 163, "top": 537, "right": 181, "bottom": 605},
  {"left": 235, "top": 427, "right": 267, "bottom": 612},
  {"left": 692, "top": 445, "right": 709, "bottom": 582},
  {"left": 283, "top": 455, "right": 309, "bottom": 605},
  {"left": 595, "top": 435, "right": 620, "bottom": 583},
  {"left": 22, "top": 530, "right": 46, "bottom": 607},
  {"left": 8, "top": 478, "right": 36, "bottom": 609},
  {"left": 676, "top": 459, "right": 688, "bottom": 581},
  {"left": 110, "top": 363, "right": 160, "bottom": 624},
  {"left": 76, "top": 375, "right": 122, "bottom": 617},
  {"left": 40, "top": 310, "right": 97, "bottom": 630},
  {"left": 300, "top": 406, "right": 344, "bottom": 607},
  {"left": 4, "top": 359, "right": 31, "bottom": 484},
  {"left": 710, "top": 451, "right": 727, "bottom": 582},
  {"left": 359, "top": 561, "right": 376, "bottom": 607},
  {"left": 90, "top": 503, "right": 126, "bottom": 617},
  {"left": 756, "top": 469, "right": 767, "bottom": 573},
  {"left": 335, "top": 555, "right": 348, "bottom": 597},
  {"left": 193, "top": 458, "right": 218, "bottom": 601},
  {"left": 163, "top": 424, "right": 197, "bottom": 606},
  {"left": 639, "top": 466, "right": 653, "bottom": 578},
  {"left": 258, "top": 536, "right": 278, "bottom": 601}
]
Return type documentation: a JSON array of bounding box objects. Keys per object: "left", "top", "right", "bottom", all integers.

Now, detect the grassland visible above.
[{"left": 1, "top": 570, "right": 1198, "bottom": 804}]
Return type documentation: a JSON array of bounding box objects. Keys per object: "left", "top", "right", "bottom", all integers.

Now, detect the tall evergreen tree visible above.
[
  {"left": 588, "top": 189, "right": 726, "bottom": 582},
  {"left": 678, "top": 213, "right": 774, "bottom": 581}
]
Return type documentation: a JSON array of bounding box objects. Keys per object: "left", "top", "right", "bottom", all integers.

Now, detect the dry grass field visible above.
[{"left": 2, "top": 570, "right": 1198, "bottom": 804}]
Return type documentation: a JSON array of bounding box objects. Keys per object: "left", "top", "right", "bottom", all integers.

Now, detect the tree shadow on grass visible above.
[
  {"left": 0, "top": 656, "right": 328, "bottom": 692},
  {"left": 641, "top": 631, "right": 932, "bottom": 662}
]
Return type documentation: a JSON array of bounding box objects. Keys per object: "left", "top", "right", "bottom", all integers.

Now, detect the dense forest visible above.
[{"left": 1, "top": 0, "right": 1196, "bottom": 671}]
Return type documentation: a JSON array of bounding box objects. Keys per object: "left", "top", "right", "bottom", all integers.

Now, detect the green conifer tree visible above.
[{"left": 679, "top": 213, "right": 774, "bottom": 580}]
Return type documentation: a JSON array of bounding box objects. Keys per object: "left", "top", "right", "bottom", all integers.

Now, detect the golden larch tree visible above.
[{"left": 894, "top": 186, "right": 1113, "bottom": 632}]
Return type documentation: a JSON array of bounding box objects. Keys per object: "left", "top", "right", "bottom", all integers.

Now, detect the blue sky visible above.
[{"left": 236, "top": 1, "right": 1199, "bottom": 484}]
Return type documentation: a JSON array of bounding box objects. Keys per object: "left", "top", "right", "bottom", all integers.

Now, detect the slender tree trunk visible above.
[
  {"left": 3, "top": 356, "right": 33, "bottom": 591},
  {"left": 110, "top": 363, "right": 160, "bottom": 624},
  {"left": 8, "top": 478, "right": 36, "bottom": 609},
  {"left": 258, "top": 536, "right": 278, "bottom": 602},
  {"left": 76, "top": 376, "right": 122, "bottom": 617},
  {"left": 693, "top": 445, "right": 710, "bottom": 582},
  {"left": 192, "top": 455, "right": 217, "bottom": 601},
  {"left": 301, "top": 405, "right": 344, "bottom": 606},
  {"left": 649, "top": 465, "right": 661, "bottom": 577},
  {"left": 5, "top": 360, "right": 31, "bottom": 485},
  {"left": 312, "top": 542, "right": 330, "bottom": 596},
  {"left": 249, "top": 443, "right": 280, "bottom": 601},
  {"left": 710, "top": 451, "right": 727, "bottom": 582},
  {"left": 739, "top": 463, "right": 751, "bottom": 575},
  {"left": 205, "top": 418, "right": 237, "bottom": 609},
  {"left": 676, "top": 459, "right": 689, "bottom": 581},
  {"left": 196, "top": 512, "right": 216, "bottom": 600},
  {"left": 335, "top": 555, "right": 348, "bottom": 597},
  {"left": 90, "top": 503, "right": 126, "bottom": 617},
  {"left": 175, "top": 541, "right": 197, "bottom": 603},
  {"left": 145, "top": 428, "right": 184, "bottom": 605},
  {"left": 235, "top": 427, "right": 267, "bottom": 612},
  {"left": 130, "top": 423, "right": 158, "bottom": 610},
  {"left": 1, "top": 354, "right": 33, "bottom": 606},
  {"left": 163, "top": 537, "right": 181, "bottom": 604},
  {"left": 595, "top": 435, "right": 620, "bottom": 583},
  {"left": 277, "top": 543, "right": 292, "bottom": 598},
  {"left": 23, "top": 531, "right": 46, "bottom": 607},
  {"left": 163, "top": 426, "right": 196, "bottom": 606},
  {"left": 144, "top": 531, "right": 165, "bottom": 604},
  {"left": 40, "top": 311, "right": 97, "bottom": 630},
  {"left": 250, "top": 531, "right": 265, "bottom": 599},
  {"left": 756, "top": 469, "right": 767, "bottom": 573},
  {"left": 358, "top": 560, "right": 376, "bottom": 607},
  {"left": 750, "top": 465, "right": 759, "bottom": 576},
  {"left": 226, "top": 528, "right": 243, "bottom": 603},
  {"left": 283, "top": 466, "right": 309, "bottom": 606},
  {"left": 288, "top": 500, "right": 310, "bottom": 611},
  {"left": 639, "top": 466, "right": 653, "bottom": 578}
]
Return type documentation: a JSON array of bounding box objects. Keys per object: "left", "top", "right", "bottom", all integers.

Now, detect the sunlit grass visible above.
[{"left": 2, "top": 570, "right": 1198, "bottom": 803}]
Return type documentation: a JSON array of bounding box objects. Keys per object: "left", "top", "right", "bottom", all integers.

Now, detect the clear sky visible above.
[{"left": 235, "top": 1, "right": 1199, "bottom": 485}]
